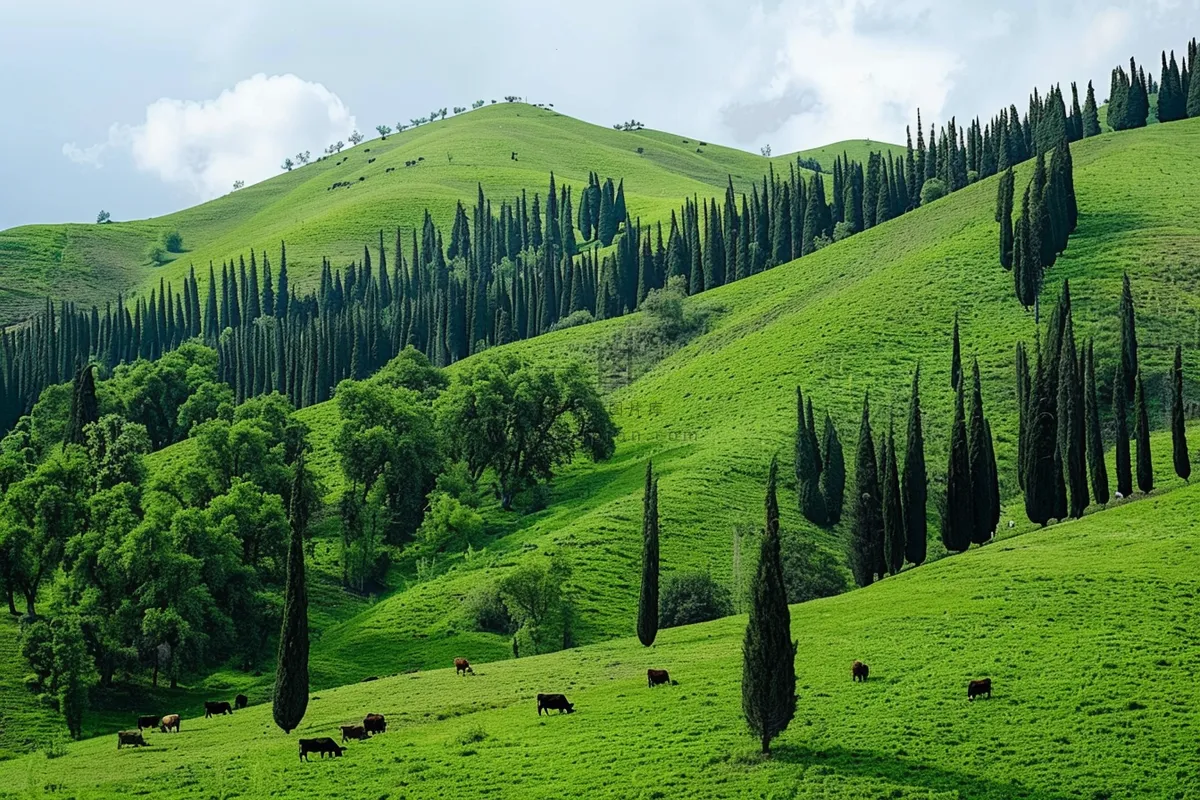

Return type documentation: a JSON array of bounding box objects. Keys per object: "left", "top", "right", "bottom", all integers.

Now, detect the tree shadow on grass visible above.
[{"left": 770, "top": 743, "right": 1077, "bottom": 800}]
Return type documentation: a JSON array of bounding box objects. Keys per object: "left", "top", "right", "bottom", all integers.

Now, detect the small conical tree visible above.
[
  {"left": 881, "top": 419, "right": 904, "bottom": 575},
  {"left": 942, "top": 383, "right": 974, "bottom": 551},
  {"left": 902, "top": 368, "right": 927, "bottom": 566},
  {"left": 637, "top": 462, "right": 660, "bottom": 647},
  {"left": 1082, "top": 81, "right": 1101, "bottom": 137},
  {"left": 273, "top": 456, "right": 310, "bottom": 734},
  {"left": 1134, "top": 376, "right": 1153, "bottom": 494},
  {"left": 1171, "top": 345, "right": 1191, "bottom": 482},
  {"left": 741, "top": 456, "right": 796, "bottom": 755},
  {"left": 820, "top": 414, "right": 846, "bottom": 525},
  {"left": 1114, "top": 367, "right": 1133, "bottom": 498},
  {"left": 1083, "top": 340, "right": 1110, "bottom": 504},
  {"left": 849, "top": 395, "right": 882, "bottom": 586},
  {"left": 950, "top": 313, "right": 963, "bottom": 390}
]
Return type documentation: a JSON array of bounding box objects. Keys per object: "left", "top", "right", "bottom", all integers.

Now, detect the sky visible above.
[{"left": 1, "top": 0, "right": 1197, "bottom": 230}]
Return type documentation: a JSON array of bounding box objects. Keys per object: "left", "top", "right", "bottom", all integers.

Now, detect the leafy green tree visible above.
[
  {"left": 1171, "top": 345, "right": 1190, "bottom": 482},
  {"left": 1083, "top": 340, "right": 1110, "bottom": 504},
  {"left": 920, "top": 178, "right": 947, "bottom": 205},
  {"left": 415, "top": 492, "right": 484, "bottom": 553},
  {"left": 849, "top": 395, "right": 882, "bottom": 586},
  {"left": 499, "top": 554, "right": 572, "bottom": 654},
  {"left": 659, "top": 572, "right": 733, "bottom": 628},
  {"left": 84, "top": 414, "right": 150, "bottom": 492},
  {"left": 1134, "top": 376, "right": 1153, "bottom": 494},
  {"left": 20, "top": 616, "right": 97, "bottom": 739},
  {"left": 273, "top": 457, "right": 310, "bottom": 735},
  {"left": 741, "top": 457, "right": 796, "bottom": 755},
  {"left": 902, "top": 368, "right": 927, "bottom": 566},
  {"left": 177, "top": 381, "right": 235, "bottom": 433},
  {"left": 820, "top": 414, "right": 845, "bottom": 525},
  {"left": 1113, "top": 367, "right": 1133, "bottom": 498},
  {"left": 779, "top": 530, "right": 849, "bottom": 603},
  {"left": 637, "top": 462, "right": 659, "bottom": 647}
]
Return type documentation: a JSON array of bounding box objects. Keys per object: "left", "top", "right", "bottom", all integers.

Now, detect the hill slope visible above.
[
  {"left": 4, "top": 480, "right": 1198, "bottom": 799},
  {"left": 0, "top": 104, "right": 894, "bottom": 325}
]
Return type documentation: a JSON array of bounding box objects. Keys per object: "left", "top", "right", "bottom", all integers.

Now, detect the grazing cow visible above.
[
  {"left": 136, "top": 715, "right": 159, "bottom": 730},
  {"left": 537, "top": 693, "right": 575, "bottom": 715},
  {"left": 159, "top": 714, "right": 180, "bottom": 733},
  {"left": 852, "top": 661, "right": 870, "bottom": 682},
  {"left": 968, "top": 678, "right": 993, "bottom": 701},
  {"left": 117, "top": 730, "right": 147, "bottom": 749},
  {"left": 299, "top": 738, "right": 344, "bottom": 761},
  {"left": 455, "top": 658, "right": 474, "bottom": 676},
  {"left": 417, "top": 156, "right": 424, "bottom": 161},
  {"left": 363, "top": 713, "right": 387, "bottom": 735},
  {"left": 340, "top": 724, "right": 368, "bottom": 743},
  {"left": 235, "top": 694, "right": 248, "bottom": 710},
  {"left": 647, "top": 669, "right": 672, "bottom": 687},
  {"left": 368, "top": 157, "right": 376, "bottom": 163},
  {"left": 386, "top": 167, "right": 395, "bottom": 173},
  {"left": 204, "top": 701, "right": 232, "bottom": 718}
]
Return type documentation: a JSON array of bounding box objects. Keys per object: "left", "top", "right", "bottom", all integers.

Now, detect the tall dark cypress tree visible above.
[
  {"left": 943, "top": 382, "right": 974, "bottom": 551},
  {"left": 1082, "top": 81, "right": 1101, "bottom": 137},
  {"left": 950, "top": 313, "right": 963, "bottom": 390},
  {"left": 881, "top": 419, "right": 904, "bottom": 575},
  {"left": 967, "top": 360, "right": 995, "bottom": 543},
  {"left": 741, "top": 456, "right": 796, "bottom": 755},
  {"left": 795, "top": 387, "right": 826, "bottom": 525},
  {"left": 274, "top": 456, "right": 310, "bottom": 734},
  {"left": 1134, "top": 376, "right": 1153, "bottom": 494},
  {"left": 1024, "top": 343, "right": 1059, "bottom": 525},
  {"left": 1084, "top": 340, "right": 1110, "bottom": 504},
  {"left": 1118, "top": 273, "right": 1138, "bottom": 398},
  {"left": 1171, "top": 345, "right": 1191, "bottom": 482},
  {"left": 902, "top": 368, "right": 927, "bottom": 566},
  {"left": 1113, "top": 367, "right": 1133, "bottom": 498},
  {"left": 849, "top": 395, "right": 882, "bottom": 586},
  {"left": 638, "top": 462, "right": 660, "bottom": 647},
  {"left": 997, "top": 167, "right": 1015, "bottom": 270},
  {"left": 65, "top": 363, "right": 98, "bottom": 445},
  {"left": 1057, "top": 314, "right": 1087, "bottom": 517},
  {"left": 820, "top": 414, "right": 845, "bottom": 525}
]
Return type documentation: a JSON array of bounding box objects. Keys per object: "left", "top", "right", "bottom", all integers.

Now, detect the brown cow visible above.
[
  {"left": 235, "top": 694, "right": 248, "bottom": 710},
  {"left": 968, "top": 678, "right": 992, "bottom": 700},
  {"left": 340, "top": 724, "right": 368, "bottom": 743},
  {"left": 117, "top": 730, "right": 147, "bottom": 749},
  {"left": 136, "top": 715, "right": 159, "bottom": 730},
  {"left": 204, "top": 701, "right": 232, "bottom": 718},
  {"left": 299, "top": 738, "right": 344, "bottom": 761},
  {"left": 852, "top": 661, "right": 870, "bottom": 682},
  {"left": 537, "top": 693, "right": 575, "bottom": 715},
  {"left": 647, "top": 669, "right": 674, "bottom": 687},
  {"left": 363, "top": 713, "right": 387, "bottom": 734},
  {"left": 455, "top": 658, "right": 474, "bottom": 676},
  {"left": 159, "top": 714, "right": 181, "bottom": 733}
]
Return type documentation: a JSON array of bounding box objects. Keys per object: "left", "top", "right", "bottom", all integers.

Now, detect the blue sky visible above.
[{"left": 1, "top": 0, "right": 1197, "bottom": 229}]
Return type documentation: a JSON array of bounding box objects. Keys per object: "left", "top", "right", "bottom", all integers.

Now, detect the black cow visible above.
[
  {"left": 647, "top": 669, "right": 673, "bottom": 687},
  {"left": 117, "top": 730, "right": 147, "bottom": 749},
  {"left": 204, "top": 701, "right": 232, "bottom": 718},
  {"left": 852, "top": 661, "right": 870, "bottom": 682},
  {"left": 299, "top": 738, "right": 344, "bottom": 761},
  {"left": 363, "top": 713, "right": 387, "bottom": 734},
  {"left": 537, "top": 693, "right": 575, "bottom": 715},
  {"left": 235, "top": 694, "right": 248, "bottom": 710},
  {"left": 136, "top": 715, "right": 159, "bottom": 730},
  {"left": 340, "top": 724, "right": 367, "bottom": 742},
  {"left": 968, "top": 678, "right": 993, "bottom": 700}
]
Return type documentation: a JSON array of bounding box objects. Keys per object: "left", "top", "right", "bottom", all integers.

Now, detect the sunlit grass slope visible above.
[{"left": 4, "top": 480, "right": 1199, "bottom": 799}]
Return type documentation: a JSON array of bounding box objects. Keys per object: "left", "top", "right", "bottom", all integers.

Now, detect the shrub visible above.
[
  {"left": 780, "top": 531, "right": 850, "bottom": 604},
  {"left": 920, "top": 177, "right": 948, "bottom": 205},
  {"left": 548, "top": 310, "right": 594, "bottom": 332},
  {"left": 416, "top": 493, "right": 484, "bottom": 553},
  {"left": 636, "top": 147, "right": 644, "bottom": 154},
  {"left": 162, "top": 230, "right": 183, "bottom": 253},
  {"left": 464, "top": 582, "right": 516, "bottom": 635},
  {"left": 833, "top": 221, "right": 856, "bottom": 242},
  {"left": 522, "top": 483, "right": 551, "bottom": 514},
  {"left": 659, "top": 572, "right": 733, "bottom": 628},
  {"left": 146, "top": 243, "right": 169, "bottom": 265}
]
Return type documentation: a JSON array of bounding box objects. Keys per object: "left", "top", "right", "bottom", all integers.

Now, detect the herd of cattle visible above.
[{"left": 117, "top": 657, "right": 993, "bottom": 757}]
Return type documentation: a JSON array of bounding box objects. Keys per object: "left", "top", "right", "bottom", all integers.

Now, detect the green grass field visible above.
[
  {"left": 2, "top": 480, "right": 1197, "bottom": 799},
  {"left": 0, "top": 104, "right": 895, "bottom": 326}
]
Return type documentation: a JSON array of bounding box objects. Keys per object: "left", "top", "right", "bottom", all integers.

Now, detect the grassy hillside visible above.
[
  {"left": 4, "top": 480, "right": 1199, "bottom": 799},
  {"left": 0, "top": 105, "right": 892, "bottom": 326}
]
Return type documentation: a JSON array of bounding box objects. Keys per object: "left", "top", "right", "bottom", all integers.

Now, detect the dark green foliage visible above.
[
  {"left": 779, "top": 531, "right": 850, "bottom": 604},
  {"left": 1056, "top": 314, "right": 1087, "bottom": 518},
  {"left": 637, "top": 462, "right": 659, "bottom": 647},
  {"left": 1084, "top": 340, "right": 1110, "bottom": 504},
  {"left": 967, "top": 360, "right": 997, "bottom": 543},
  {"left": 273, "top": 456, "right": 310, "bottom": 734},
  {"left": 1024, "top": 343, "right": 1059, "bottom": 525},
  {"left": 659, "top": 572, "right": 733, "bottom": 628},
  {"left": 849, "top": 395, "right": 882, "bottom": 586},
  {"left": 820, "top": 414, "right": 845, "bottom": 525},
  {"left": 1114, "top": 367, "right": 1133, "bottom": 498},
  {"left": 741, "top": 456, "right": 796, "bottom": 755},
  {"left": 1134, "top": 376, "right": 1153, "bottom": 494},
  {"left": 20, "top": 616, "right": 96, "bottom": 738},
  {"left": 1190, "top": 43, "right": 1200, "bottom": 117},
  {"left": 1082, "top": 81, "right": 1101, "bottom": 137},
  {"left": 1171, "top": 345, "right": 1190, "bottom": 482},
  {"left": 1015, "top": 342, "right": 1031, "bottom": 489},
  {"left": 942, "top": 383, "right": 974, "bottom": 550},
  {"left": 996, "top": 167, "right": 1015, "bottom": 270},
  {"left": 902, "top": 369, "right": 927, "bottom": 566},
  {"left": 950, "top": 313, "right": 962, "bottom": 390},
  {"left": 1159, "top": 51, "right": 1186, "bottom": 123},
  {"left": 794, "top": 388, "right": 826, "bottom": 525},
  {"left": 881, "top": 420, "right": 904, "bottom": 575},
  {"left": 65, "top": 364, "right": 98, "bottom": 446},
  {"left": 1118, "top": 273, "right": 1138, "bottom": 398}
]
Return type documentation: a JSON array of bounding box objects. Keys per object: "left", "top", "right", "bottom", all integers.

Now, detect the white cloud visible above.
[{"left": 61, "top": 74, "right": 355, "bottom": 198}]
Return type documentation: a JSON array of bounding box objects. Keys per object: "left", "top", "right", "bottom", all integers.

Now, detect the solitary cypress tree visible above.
[
  {"left": 637, "top": 461, "right": 660, "bottom": 647},
  {"left": 1114, "top": 367, "right": 1133, "bottom": 498},
  {"left": 943, "top": 383, "right": 974, "bottom": 551},
  {"left": 274, "top": 456, "right": 310, "bottom": 734},
  {"left": 1083, "top": 340, "right": 1110, "bottom": 504},
  {"left": 902, "top": 368, "right": 927, "bottom": 566},
  {"left": 950, "top": 313, "right": 963, "bottom": 390},
  {"left": 881, "top": 419, "right": 904, "bottom": 575},
  {"left": 1134, "top": 376, "right": 1153, "bottom": 494},
  {"left": 741, "top": 456, "right": 796, "bottom": 755},
  {"left": 1118, "top": 273, "right": 1138, "bottom": 398},
  {"left": 65, "top": 364, "right": 98, "bottom": 446},
  {"left": 1171, "top": 345, "right": 1191, "bottom": 482},
  {"left": 967, "top": 360, "right": 995, "bottom": 543},
  {"left": 1057, "top": 315, "right": 1088, "bottom": 517},
  {"left": 820, "top": 414, "right": 846, "bottom": 525},
  {"left": 849, "top": 395, "right": 882, "bottom": 587}
]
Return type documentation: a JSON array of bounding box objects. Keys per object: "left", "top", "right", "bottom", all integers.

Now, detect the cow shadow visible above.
[{"left": 770, "top": 743, "right": 1079, "bottom": 800}]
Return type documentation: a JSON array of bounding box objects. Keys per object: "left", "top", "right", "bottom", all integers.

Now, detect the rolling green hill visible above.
[
  {"left": 3, "top": 479, "right": 1198, "bottom": 799},
  {"left": 0, "top": 104, "right": 894, "bottom": 326}
]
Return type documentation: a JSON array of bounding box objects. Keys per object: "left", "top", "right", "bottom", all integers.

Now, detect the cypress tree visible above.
[
  {"left": 795, "top": 388, "right": 826, "bottom": 525},
  {"left": 967, "top": 360, "right": 995, "bottom": 543},
  {"left": 1057, "top": 314, "right": 1087, "bottom": 517},
  {"left": 943, "top": 382, "right": 974, "bottom": 551},
  {"left": 1189, "top": 46, "right": 1200, "bottom": 117},
  {"left": 881, "top": 419, "right": 904, "bottom": 575},
  {"left": 1082, "top": 81, "right": 1101, "bottom": 138},
  {"left": 950, "top": 313, "right": 963, "bottom": 390},
  {"left": 273, "top": 456, "right": 310, "bottom": 734},
  {"left": 637, "top": 462, "right": 659, "bottom": 647},
  {"left": 1171, "top": 345, "right": 1190, "bottom": 482},
  {"left": 1118, "top": 273, "right": 1138, "bottom": 398},
  {"left": 902, "top": 368, "right": 927, "bottom": 566},
  {"left": 741, "top": 456, "right": 796, "bottom": 755},
  {"left": 997, "top": 167, "right": 1015, "bottom": 270},
  {"left": 1134, "top": 376, "right": 1153, "bottom": 494},
  {"left": 1084, "top": 340, "right": 1110, "bottom": 504},
  {"left": 598, "top": 180, "right": 618, "bottom": 246},
  {"left": 65, "top": 363, "right": 98, "bottom": 445},
  {"left": 849, "top": 395, "right": 882, "bottom": 587},
  {"left": 1114, "top": 367, "right": 1133, "bottom": 498},
  {"left": 820, "top": 414, "right": 845, "bottom": 525}
]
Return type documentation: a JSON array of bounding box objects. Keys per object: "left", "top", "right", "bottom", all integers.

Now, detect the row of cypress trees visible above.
[{"left": 793, "top": 387, "right": 845, "bottom": 527}]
